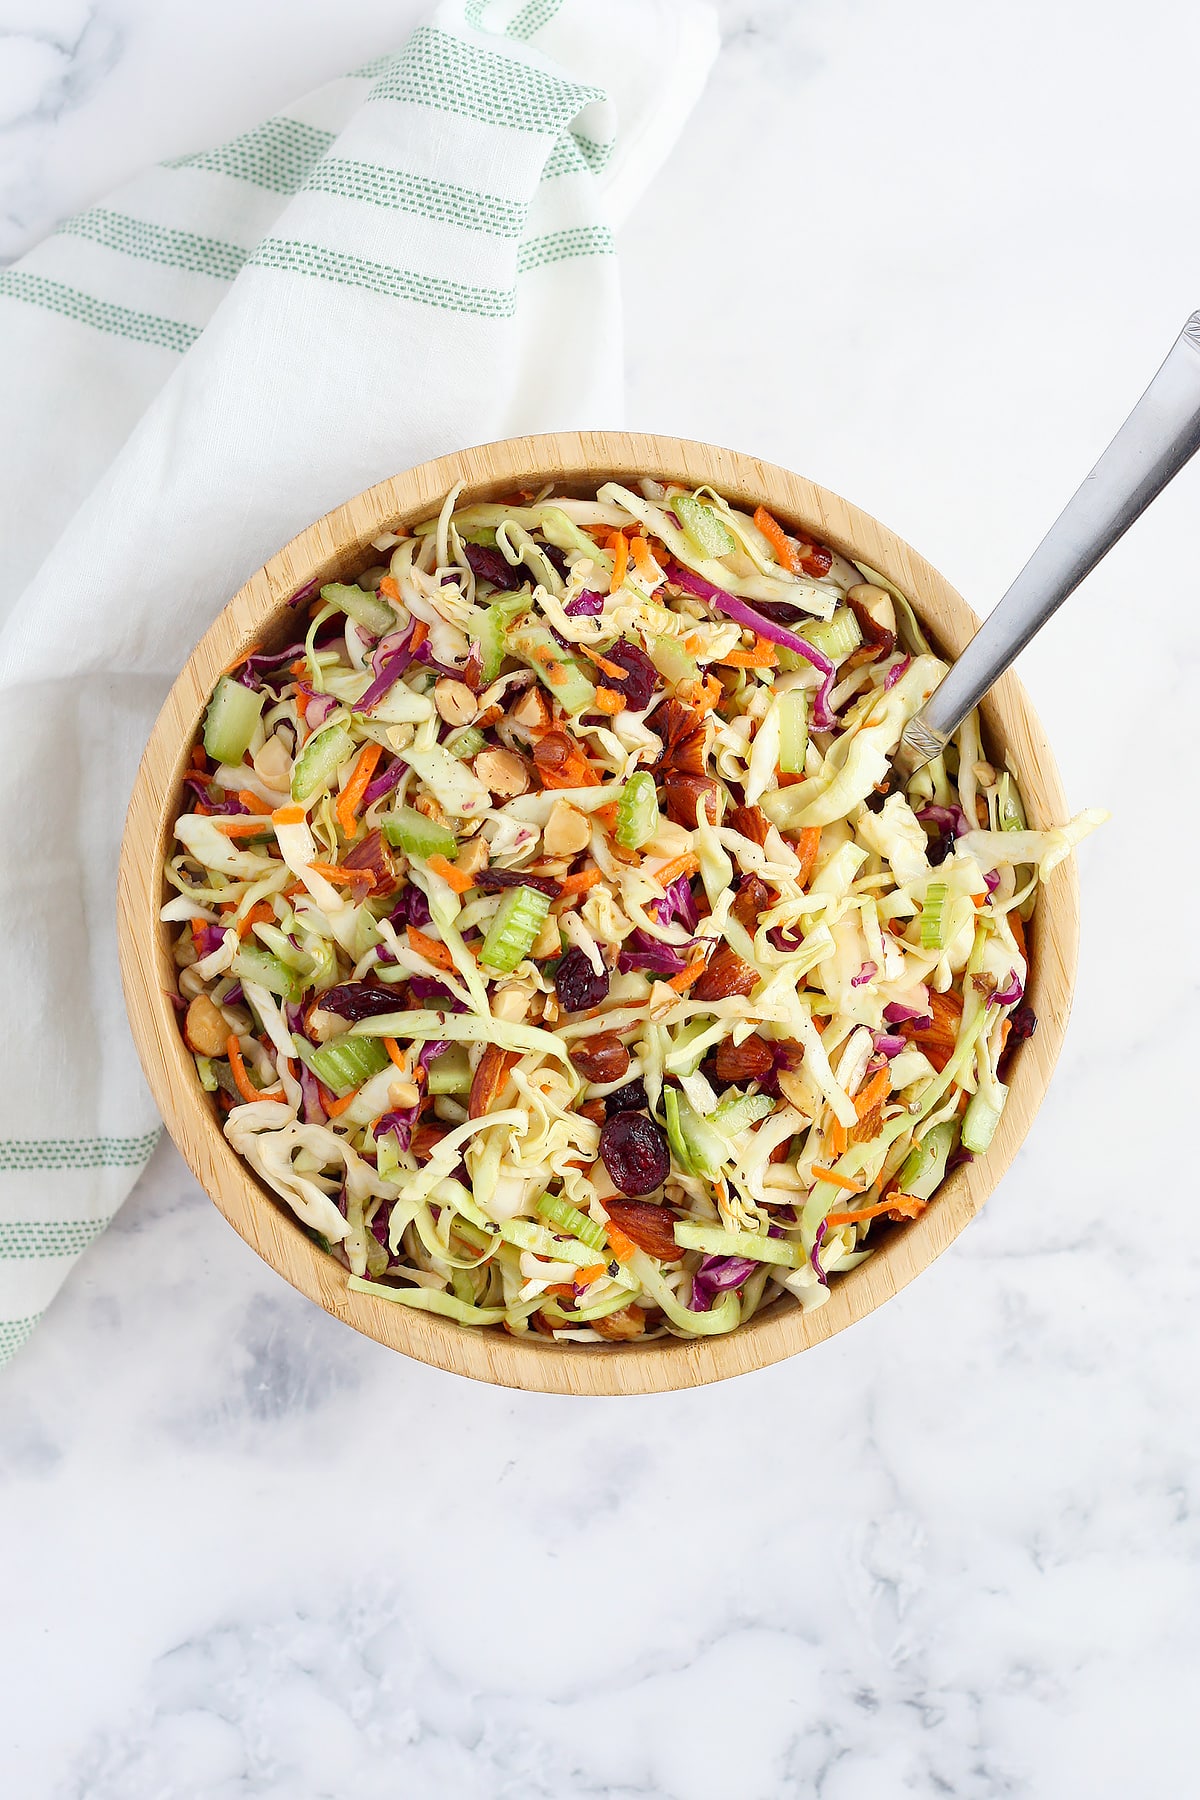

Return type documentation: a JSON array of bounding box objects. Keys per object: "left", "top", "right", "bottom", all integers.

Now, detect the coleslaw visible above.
[{"left": 165, "top": 477, "right": 1103, "bottom": 1341}]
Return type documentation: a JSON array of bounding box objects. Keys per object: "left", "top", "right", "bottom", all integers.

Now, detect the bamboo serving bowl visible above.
[{"left": 117, "top": 431, "right": 1078, "bottom": 1395}]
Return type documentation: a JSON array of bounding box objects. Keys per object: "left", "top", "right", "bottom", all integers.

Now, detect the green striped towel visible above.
[{"left": 0, "top": 0, "right": 717, "bottom": 1367}]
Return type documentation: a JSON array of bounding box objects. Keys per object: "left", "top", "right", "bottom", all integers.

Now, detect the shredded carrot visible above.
[
  {"left": 383, "top": 1037, "right": 407, "bottom": 1072},
  {"left": 668, "top": 954, "right": 709, "bottom": 994},
  {"left": 378, "top": 575, "right": 400, "bottom": 601},
  {"left": 853, "top": 1068, "right": 891, "bottom": 1121},
  {"left": 720, "top": 642, "right": 778, "bottom": 669},
  {"left": 406, "top": 925, "right": 455, "bottom": 970},
  {"left": 578, "top": 643, "right": 628, "bottom": 682},
  {"left": 237, "top": 900, "right": 274, "bottom": 941},
  {"left": 1009, "top": 909, "right": 1027, "bottom": 962},
  {"left": 823, "top": 1197, "right": 901, "bottom": 1229},
  {"left": 236, "top": 789, "right": 273, "bottom": 816},
  {"left": 753, "top": 504, "right": 804, "bottom": 575},
  {"left": 630, "top": 535, "right": 657, "bottom": 580},
  {"left": 226, "top": 1034, "right": 283, "bottom": 1104},
  {"left": 335, "top": 741, "right": 382, "bottom": 838},
  {"left": 608, "top": 530, "right": 629, "bottom": 594},
  {"left": 426, "top": 853, "right": 474, "bottom": 894},
  {"left": 211, "top": 815, "right": 275, "bottom": 836},
  {"left": 575, "top": 1264, "right": 607, "bottom": 1287},
  {"left": 409, "top": 618, "right": 429, "bottom": 654},
  {"left": 324, "top": 1086, "right": 360, "bottom": 1118},
  {"left": 604, "top": 1222, "right": 638, "bottom": 1264},
  {"left": 678, "top": 674, "right": 723, "bottom": 716},
  {"left": 271, "top": 803, "right": 305, "bottom": 826},
  {"left": 811, "top": 1164, "right": 865, "bottom": 1194},
  {"left": 546, "top": 1283, "right": 577, "bottom": 1299},
  {"left": 190, "top": 745, "right": 208, "bottom": 770},
  {"left": 189, "top": 919, "right": 206, "bottom": 950},
  {"left": 592, "top": 686, "right": 625, "bottom": 715},
  {"left": 592, "top": 802, "right": 621, "bottom": 830},
  {"left": 650, "top": 851, "right": 700, "bottom": 889},
  {"left": 307, "top": 861, "right": 375, "bottom": 888},
  {"left": 558, "top": 867, "right": 603, "bottom": 897},
  {"left": 825, "top": 1114, "right": 849, "bottom": 1158},
  {"left": 793, "top": 825, "right": 821, "bottom": 887},
  {"left": 289, "top": 659, "right": 308, "bottom": 677}
]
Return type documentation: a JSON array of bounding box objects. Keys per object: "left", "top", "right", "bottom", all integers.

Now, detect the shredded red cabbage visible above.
[
  {"left": 361, "top": 757, "right": 404, "bottom": 808},
  {"left": 810, "top": 1219, "right": 829, "bottom": 1286},
  {"left": 564, "top": 589, "right": 605, "bottom": 617},
  {"left": 883, "top": 1000, "right": 933, "bottom": 1027},
  {"left": 884, "top": 655, "right": 911, "bottom": 691},
  {"left": 918, "top": 803, "right": 969, "bottom": 837},
  {"left": 299, "top": 1064, "right": 325, "bottom": 1124},
  {"left": 851, "top": 960, "right": 878, "bottom": 988},
  {"left": 688, "top": 1253, "right": 758, "bottom": 1312},
  {"left": 407, "top": 976, "right": 465, "bottom": 1011},
  {"left": 287, "top": 579, "right": 318, "bottom": 609},
  {"left": 666, "top": 562, "right": 838, "bottom": 727},
  {"left": 652, "top": 873, "right": 699, "bottom": 933},
  {"left": 235, "top": 642, "right": 308, "bottom": 689},
  {"left": 983, "top": 867, "right": 1000, "bottom": 895},
  {"left": 193, "top": 923, "right": 226, "bottom": 959},
  {"left": 357, "top": 620, "right": 424, "bottom": 712},
  {"left": 617, "top": 933, "right": 693, "bottom": 977},
  {"left": 873, "top": 1032, "right": 907, "bottom": 1058},
  {"left": 473, "top": 868, "right": 562, "bottom": 899},
  {"left": 991, "top": 969, "right": 1024, "bottom": 1007},
  {"left": 387, "top": 885, "right": 432, "bottom": 930}
]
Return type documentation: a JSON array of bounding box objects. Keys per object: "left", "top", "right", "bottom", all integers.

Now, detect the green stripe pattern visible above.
[
  {"left": 516, "top": 223, "right": 614, "bottom": 274},
  {"left": 166, "top": 117, "right": 335, "bottom": 194},
  {"left": 464, "top": 0, "right": 564, "bottom": 39},
  {"left": 367, "top": 27, "right": 603, "bottom": 136},
  {"left": 0, "top": 1221, "right": 110, "bottom": 1260},
  {"left": 248, "top": 239, "right": 516, "bottom": 317},
  {"left": 0, "top": 1132, "right": 160, "bottom": 1171},
  {"left": 58, "top": 208, "right": 248, "bottom": 283},
  {"left": 0, "top": 270, "right": 198, "bottom": 353},
  {"left": 0, "top": 1315, "right": 41, "bottom": 1361},
  {"left": 305, "top": 159, "right": 526, "bottom": 236}
]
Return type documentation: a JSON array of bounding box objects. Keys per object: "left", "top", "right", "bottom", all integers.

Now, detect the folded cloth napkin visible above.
[{"left": 0, "top": 0, "right": 717, "bottom": 1366}]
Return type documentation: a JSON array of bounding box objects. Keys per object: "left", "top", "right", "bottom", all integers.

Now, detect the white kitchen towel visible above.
[{"left": 0, "top": 0, "right": 717, "bottom": 1366}]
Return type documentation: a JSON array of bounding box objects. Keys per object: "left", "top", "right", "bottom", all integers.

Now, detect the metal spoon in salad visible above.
[{"left": 895, "top": 311, "right": 1200, "bottom": 779}]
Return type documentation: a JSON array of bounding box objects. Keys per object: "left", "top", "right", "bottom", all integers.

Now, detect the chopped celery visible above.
[
  {"left": 446, "top": 726, "right": 486, "bottom": 759},
  {"left": 506, "top": 621, "right": 596, "bottom": 714},
  {"left": 203, "top": 676, "right": 265, "bottom": 767},
  {"left": 673, "top": 493, "right": 737, "bottom": 558},
  {"left": 382, "top": 805, "right": 458, "bottom": 860},
  {"left": 996, "top": 771, "right": 1026, "bottom": 832},
  {"left": 896, "top": 1118, "right": 958, "bottom": 1199},
  {"left": 320, "top": 581, "right": 396, "bottom": 639},
  {"left": 644, "top": 634, "right": 699, "bottom": 687},
  {"left": 799, "top": 606, "right": 863, "bottom": 664},
  {"left": 961, "top": 1088, "right": 1005, "bottom": 1153},
  {"left": 304, "top": 1034, "right": 390, "bottom": 1095},
  {"left": 673, "top": 1220, "right": 806, "bottom": 1268},
  {"left": 470, "top": 593, "right": 527, "bottom": 684},
  {"left": 663, "top": 1085, "right": 727, "bottom": 1181},
  {"left": 616, "top": 770, "right": 659, "bottom": 849},
  {"left": 230, "top": 942, "right": 304, "bottom": 1004},
  {"left": 536, "top": 1192, "right": 607, "bottom": 1251},
  {"left": 291, "top": 722, "right": 353, "bottom": 802},
  {"left": 920, "top": 882, "right": 949, "bottom": 950},
  {"left": 195, "top": 1055, "right": 218, "bottom": 1093},
  {"left": 426, "top": 1043, "right": 472, "bottom": 1095},
  {"left": 711, "top": 1093, "right": 776, "bottom": 1137},
  {"left": 479, "top": 884, "right": 551, "bottom": 974},
  {"left": 778, "top": 689, "right": 809, "bottom": 775}
]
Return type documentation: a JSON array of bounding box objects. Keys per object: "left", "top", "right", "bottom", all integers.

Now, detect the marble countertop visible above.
[{"left": 2, "top": 2, "right": 1197, "bottom": 1795}]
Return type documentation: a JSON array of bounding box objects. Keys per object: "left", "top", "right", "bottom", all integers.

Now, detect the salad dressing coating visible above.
[{"left": 166, "top": 479, "right": 1102, "bottom": 1340}]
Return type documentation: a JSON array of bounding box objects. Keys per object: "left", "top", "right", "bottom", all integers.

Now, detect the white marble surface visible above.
[{"left": 1, "top": 2, "right": 1197, "bottom": 1795}]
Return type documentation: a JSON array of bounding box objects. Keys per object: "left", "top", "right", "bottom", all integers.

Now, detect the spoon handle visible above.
[{"left": 895, "top": 311, "right": 1200, "bottom": 776}]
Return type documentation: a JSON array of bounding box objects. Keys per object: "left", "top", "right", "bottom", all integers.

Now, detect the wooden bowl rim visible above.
[{"left": 117, "top": 430, "right": 1079, "bottom": 1396}]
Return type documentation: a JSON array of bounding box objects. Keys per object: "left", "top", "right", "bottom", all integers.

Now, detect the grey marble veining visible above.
[{"left": 1, "top": 1, "right": 1197, "bottom": 1795}]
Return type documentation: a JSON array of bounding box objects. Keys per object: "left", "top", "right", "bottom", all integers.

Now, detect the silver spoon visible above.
[{"left": 893, "top": 310, "right": 1200, "bottom": 779}]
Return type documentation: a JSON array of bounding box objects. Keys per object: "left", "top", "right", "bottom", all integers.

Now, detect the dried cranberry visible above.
[
  {"left": 1008, "top": 1002, "right": 1038, "bottom": 1041},
  {"left": 599, "top": 1111, "right": 670, "bottom": 1195},
  {"left": 554, "top": 946, "right": 610, "bottom": 1011},
  {"left": 604, "top": 1078, "right": 648, "bottom": 1117},
  {"left": 603, "top": 642, "right": 660, "bottom": 712},
  {"left": 462, "top": 542, "right": 524, "bottom": 592},
  {"left": 316, "top": 983, "right": 402, "bottom": 1022}
]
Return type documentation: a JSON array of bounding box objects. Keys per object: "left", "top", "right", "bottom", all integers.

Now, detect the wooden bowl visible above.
[{"left": 118, "top": 432, "right": 1078, "bottom": 1395}]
